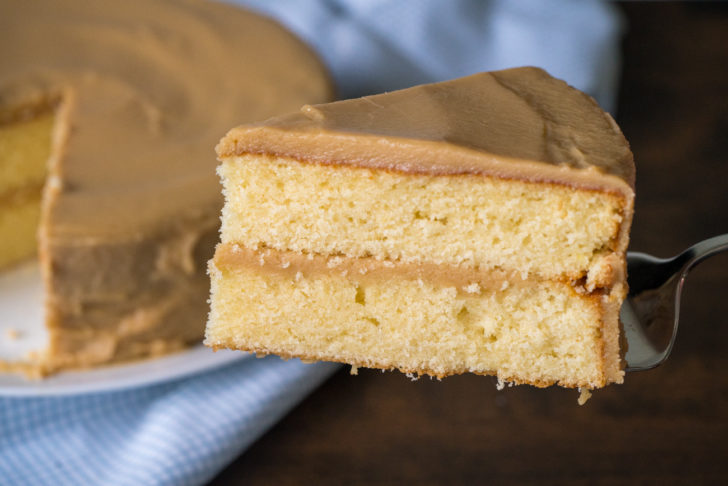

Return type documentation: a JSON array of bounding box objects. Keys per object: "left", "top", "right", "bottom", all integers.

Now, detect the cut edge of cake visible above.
[{"left": 206, "top": 67, "right": 635, "bottom": 391}]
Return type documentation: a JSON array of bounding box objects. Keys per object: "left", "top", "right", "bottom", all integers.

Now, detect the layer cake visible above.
[
  {"left": 0, "top": 0, "right": 332, "bottom": 375},
  {"left": 207, "top": 67, "right": 635, "bottom": 390}
]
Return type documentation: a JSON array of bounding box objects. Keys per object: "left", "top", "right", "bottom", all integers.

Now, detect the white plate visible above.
[
  {"left": 0, "top": 262, "right": 248, "bottom": 397},
  {"left": 0, "top": 345, "right": 249, "bottom": 397}
]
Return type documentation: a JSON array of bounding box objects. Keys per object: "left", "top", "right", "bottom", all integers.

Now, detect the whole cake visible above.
[
  {"left": 207, "top": 67, "right": 635, "bottom": 390},
  {"left": 0, "top": 0, "right": 332, "bottom": 375}
]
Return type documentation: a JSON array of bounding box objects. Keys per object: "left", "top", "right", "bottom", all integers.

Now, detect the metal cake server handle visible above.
[{"left": 622, "top": 234, "right": 728, "bottom": 371}]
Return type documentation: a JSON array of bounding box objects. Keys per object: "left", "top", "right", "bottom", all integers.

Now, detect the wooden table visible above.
[{"left": 212, "top": 3, "right": 728, "bottom": 484}]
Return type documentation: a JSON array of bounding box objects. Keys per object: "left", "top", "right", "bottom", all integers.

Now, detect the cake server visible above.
[{"left": 622, "top": 233, "right": 728, "bottom": 371}]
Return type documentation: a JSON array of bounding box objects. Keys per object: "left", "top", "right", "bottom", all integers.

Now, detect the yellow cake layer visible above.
[
  {"left": 0, "top": 113, "right": 53, "bottom": 268},
  {"left": 219, "top": 154, "right": 627, "bottom": 282},
  {"left": 0, "top": 113, "right": 53, "bottom": 196},
  {"left": 207, "top": 245, "right": 624, "bottom": 388},
  {"left": 0, "top": 194, "right": 42, "bottom": 268}
]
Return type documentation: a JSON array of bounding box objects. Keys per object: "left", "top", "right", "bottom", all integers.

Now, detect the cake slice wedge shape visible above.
[{"left": 207, "top": 67, "right": 635, "bottom": 390}]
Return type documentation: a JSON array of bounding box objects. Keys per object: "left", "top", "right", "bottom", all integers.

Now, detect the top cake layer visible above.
[
  {"left": 217, "top": 67, "right": 634, "bottom": 195},
  {"left": 217, "top": 68, "right": 634, "bottom": 283},
  {"left": 0, "top": 0, "right": 333, "bottom": 242}
]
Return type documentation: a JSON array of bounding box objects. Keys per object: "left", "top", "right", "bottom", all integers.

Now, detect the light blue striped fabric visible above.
[
  {"left": 234, "top": 0, "right": 623, "bottom": 112},
  {"left": 1, "top": 358, "right": 338, "bottom": 486},
  {"left": 0, "top": 2, "right": 621, "bottom": 485}
]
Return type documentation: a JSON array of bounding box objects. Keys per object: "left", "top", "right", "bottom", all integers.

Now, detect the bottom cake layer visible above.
[
  {"left": 0, "top": 194, "right": 41, "bottom": 268},
  {"left": 206, "top": 245, "right": 624, "bottom": 389}
]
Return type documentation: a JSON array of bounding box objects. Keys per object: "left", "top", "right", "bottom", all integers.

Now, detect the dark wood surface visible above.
[{"left": 211, "top": 3, "right": 728, "bottom": 484}]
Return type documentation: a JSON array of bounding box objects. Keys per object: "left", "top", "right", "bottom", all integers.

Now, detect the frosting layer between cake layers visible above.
[{"left": 210, "top": 243, "right": 622, "bottom": 388}]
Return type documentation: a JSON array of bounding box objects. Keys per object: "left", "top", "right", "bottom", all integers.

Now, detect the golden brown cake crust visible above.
[{"left": 208, "top": 347, "right": 594, "bottom": 389}]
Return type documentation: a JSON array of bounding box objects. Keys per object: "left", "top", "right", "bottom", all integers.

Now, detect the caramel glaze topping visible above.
[{"left": 218, "top": 67, "right": 634, "bottom": 197}]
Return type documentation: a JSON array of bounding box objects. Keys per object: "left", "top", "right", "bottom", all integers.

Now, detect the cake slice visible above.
[{"left": 206, "top": 67, "right": 635, "bottom": 389}]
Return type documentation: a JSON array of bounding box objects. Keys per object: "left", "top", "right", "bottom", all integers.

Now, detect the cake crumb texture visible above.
[
  {"left": 207, "top": 247, "right": 625, "bottom": 388},
  {"left": 220, "top": 154, "right": 627, "bottom": 283},
  {"left": 207, "top": 68, "right": 634, "bottom": 390}
]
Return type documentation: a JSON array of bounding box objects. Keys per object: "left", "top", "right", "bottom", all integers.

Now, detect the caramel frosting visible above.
[
  {"left": 0, "top": 0, "right": 333, "bottom": 373},
  {"left": 0, "top": 0, "right": 333, "bottom": 242},
  {"left": 214, "top": 243, "right": 624, "bottom": 303},
  {"left": 214, "top": 242, "right": 537, "bottom": 295},
  {"left": 218, "top": 67, "right": 634, "bottom": 196}
]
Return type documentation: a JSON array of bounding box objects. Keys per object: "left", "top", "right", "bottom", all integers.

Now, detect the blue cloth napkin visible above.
[
  {"left": 0, "top": 357, "right": 338, "bottom": 486},
  {"left": 0, "top": 2, "right": 622, "bottom": 485}
]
